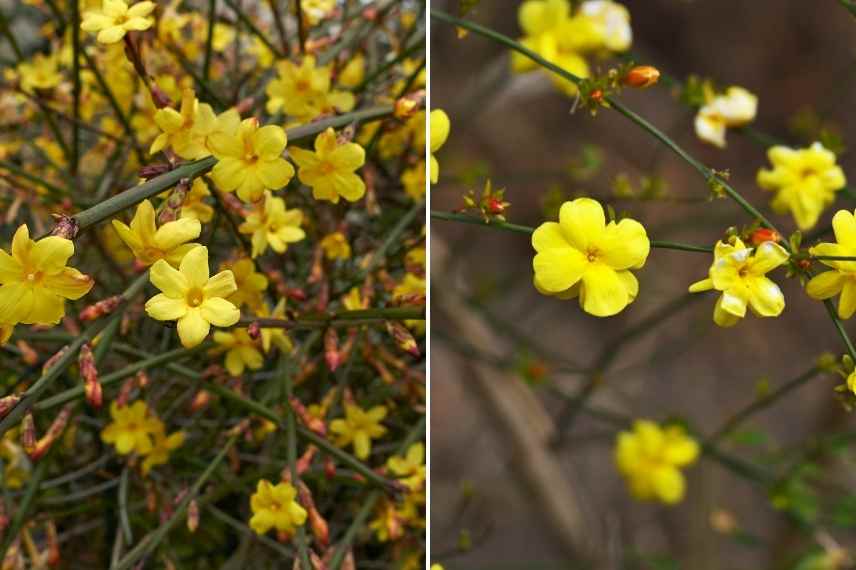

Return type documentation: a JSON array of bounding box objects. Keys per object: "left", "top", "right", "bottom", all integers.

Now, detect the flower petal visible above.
[
  {"left": 42, "top": 267, "right": 94, "bottom": 300},
  {"left": 532, "top": 247, "right": 586, "bottom": 292},
  {"left": 30, "top": 236, "right": 74, "bottom": 274},
  {"left": 559, "top": 198, "right": 605, "bottom": 251},
  {"left": 579, "top": 263, "right": 628, "bottom": 317},
  {"left": 145, "top": 293, "right": 188, "bottom": 320},
  {"left": 153, "top": 218, "right": 201, "bottom": 251},
  {"left": 199, "top": 297, "right": 240, "bottom": 327},
  {"left": 806, "top": 271, "right": 845, "bottom": 301},
  {"left": 177, "top": 309, "right": 211, "bottom": 347},
  {"left": 252, "top": 125, "right": 287, "bottom": 158},
  {"left": 257, "top": 158, "right": 294, "bottom": 190},
  {"left": 746, "top": 276, "right": 785, "bottom": 317},
  {"left": 204, "top": 270, "right": 238, "bottom": 298},
  {"left": 150, "top": 259, "right": 189, "bottom": 297},
  {"left": 179, "top": 246, "right": 210, "bottom": 289},
  {"left": 600, "top": 219, "right": 650, "bottom": 270},
  {"left": 531, "top": 222, "right": 568, "bottom": 253}
]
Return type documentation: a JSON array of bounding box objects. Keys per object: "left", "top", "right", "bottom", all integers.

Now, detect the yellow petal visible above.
[
  {"left": 210, "top": 157, "right": 245, "bottom": 192},
  {"left": 0, "top": 283, "right": 33, "bottom": 324},
  {"left": 204, "top": 270, "right": 238, "bottom": 298},
  {"left": 330, "top": 143, "right": 365, "bottom": 171},
  {"left": 749, "top": 241, "right": 788, "bottom": 275},
  {"left": 252, "top": 125, "right": 287, "bottom": 159},
  {"left": 153, "top": 218, "right": 201, "bottom": 251},
  {"left": 145, "top": 293, "right": 188, "bottom": 320},
  {"left": 127, "top": 0, "right": 155, "bottom": 17},
  {"left": 652, "top": 466, "right": 685, "bottom": 504},
  {"left": 199, "top": 297, "right": 240, "bottom": 327},
  {"left": 30, "top": 236, "right": 74, "bottom": 274},
  {"left": 43, "top": 267, "right": 94, "bottom": 299},
  {"left": 579, "top": 263, "right": 628, "bottom": 317},
  {"left": 688, "top": 278, "right": 713, "bottom": 293},
  {"left": 97, "top": 25, "right": 127, "bottom": 43},
  {"left": 832, "top": 209, "right": 856, "bottom": 247},
  {"left": 257, "top": 158, "right": 294, "bottom": 189},
  {"left": 532, "top": 247, "right": 586, "bottom": 292},
  {"left": 531, "top": 221, "right": 568, "bottom": 252},
  {"left": 179, "top": 245, "right": 210, "bottom": 289},
  {"left": 26, "top": 289, "right": 65, "bottom": 325},
  {"left": 0, "top": 249, "right": 21, "bottom": 283},
  {"left": 600, "top": 218, "right": 650, "bottom": 270},
  {"left": 719, "top": 289, "right": 748, "bottom": 317},
  {"left": 429, "top": 109, "right": 450, "bottom": 153},
  {"left": 177, "top": 309, "right": 211, "bottom": 347},
  {"left": 806, "top": 271, "right": 845, "bottom": 301},
  {"left": 130, "top": 200, "right": 158, "bottom": 244},
  {"left": 713, "top": 295, "right": 741, "bottom": 327},
  {"left": 559, "top": 198, "right": 605, "bottom": 251},
  {"left": 840, "top": 280, "right": 856, "bottom": 320},
  {"left": 123, "top": 16, "right": 152, "bottom": 30},
  {"left": 10, "top": 224, "right": 31, "bottom": 265},
  {"left": 150, "top": 259, "right": 189, "bottom": 297}
]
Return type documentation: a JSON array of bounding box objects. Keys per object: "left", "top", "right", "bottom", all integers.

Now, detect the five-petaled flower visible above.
[
  {"left": 757, "top": 142, "right": 846, "bottom": 231},
  {"left": 209, "top": 118, "right": 295, "bottom": 203},
  {"left": 81, "top": 0, "right": 156, "bottom": 44},
  {"left": 615, "top": 419, "right": 699, "bottom": 504},
  {"left": 239, "top": 192, "right": 306, "bottom": 258},
  {"left": 330, "top": 403, "right": 388, "bottom": 460},
  {"left": 249, "top": 479, "right": 307, "bottom": 535},
  {"left": 112, "top": 199, "right": 201, "bottom": 266},
  {"left": 101, "top": 401, "right": 161, "bottom": 455},
  {"left": 531, "top": 198, "right": 650, "bottom": 317},
  {"left": 689, "top": 238, "right": 788, "bottom": 327},
  {"left": 289, "top": 127, "right": 366, "bottom": 203},
  {"left": 0, "top": 224, "right": 94, "bottom": 326},
  {"left": 806, "top": 208, "right": 856, "bottom": 319},
  {"left": 149, "top": 89, "right": 218, "bottom": 159},
  {"left": 145, "top": 246, "right": 241, "bottom": 348},
  {"left": 213, "top": 328, "right": 264, "bottom": 376}
]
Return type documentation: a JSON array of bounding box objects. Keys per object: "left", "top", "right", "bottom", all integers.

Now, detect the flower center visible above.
[
  {"left": 320, "top": 161, "right": 336, "bottom": 174},
  {"left": 585, "top": 247, "right": 600, "bottom": 262},
  {"left": 296, "top": 79, "right": 310, "bottom": 92},
  {"left": 186, "top": 288, "right": 204, "bottom": 308},
  {"left": 24, "top": 270, "right": 43, "bottom": 285}
]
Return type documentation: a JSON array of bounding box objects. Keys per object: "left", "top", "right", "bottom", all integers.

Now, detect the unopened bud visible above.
[
  {"left": 21, "top": 412, "right": 37, "bottom": 456},
  {"left": 50, "top": 214, "right": 79, "bottom": 240},
  {"left": 46, "top": 520, "right": 60, "bottom": 566},
  {"left": 750, "top": 228, "right": 781, "bottom": 246},
  {"left": 324, "top": 328, "right": 341, "bottom": 371},
  {"left": 623, "top": 65, "right": 660, "bottom": 88},
  {"left": 79, "top": 295, "right": 122, "bottom": 321},
  {"left": 189, "top": 390, "right": 212, "bottom": 413},
  {"left": 324, "top": 456, "right": 336, "bottom": 479},
  {"left": 288, "top": 397, "right": 326, "bottom": 435},
  {"left": 247, "top": 321, "right": 261, "bottom": 341},
  {"left": 43, "top": 346, "right": 69, "bottom": 373},
  {"left": 298, "top": 482, "right": 329, "bottom": 548},
  {"left": 187, "top": 499, "right": 199, "bottom": 533},
  {"left": 0, "top": 394, "right": 20, "bottom": 420},
  {"left": 79, "top": 344, "right": 102, "bottom": 409},
  {"left": 296, "top": 445, "right": 317, "bottom": 475},
  {"left": 385, "top": 321, "right": 420, "bottom": 357},
  {"left": 30, "top": 405, "right": 73, "bottom": 460},
  {"left": 15, "top": 340, "right": 38, "bottom": 366}
]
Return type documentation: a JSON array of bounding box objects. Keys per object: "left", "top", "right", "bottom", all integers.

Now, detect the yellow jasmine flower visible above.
[
  {"left": 289, "top": 127, "right": 366, "bottom": 203},
  {"left": 17, "top": 53, "right": 62, "bottom": 93},
  {"left": 101, "top": 401, "right": 161, "bottom": 455},
  {"left": 695, "top": 87, "right": 757, "bottom": 148},
  {"left": 578, "top": 0, "right": 632, "bottom": 52},
  {"left": 342, "top": 287, "right": 367, "bottom": 311},
  {"left": 401, "top": 161, "right": 426, "bottom": 199},
  {"left": 213, "top": 328, "right": 264, "bottom": 376},
  {"left": 531, "top": 198, "right": 650, "bottom": 316},
  {"left": 806, "top": 209, "right": 856, "bottom": 318},
  {"left": 81, "top": 0, "right": 156, "bottom": 44},
  {"left": 249, "top": 479, "right": 307, "bottom": 535},
  {"left": 111, "top": 199, "right": 201, "bottom": 266},
  {"left": 0, "top": 224, "right": 94, "bottom": 326},
  {"left": 144, "top": 246, "right": 240, "bottom": 348},
  {"left": 0, "top": 431, "right": 30, "bottom": 489},
  {"left": 615, "top": 420, "right": 699, "bottom": 504},
  {"left": 209, "top": 118, "right": 295, "bottom": 203},
  {"left": 431, "top": 565, "right": 445, "bottom": 570},
  {"left": 430, "top": 110, "right": 450, "bottom": 184},
  {"left": 338, "top": 53, "right": 366, "bottom": 88},
  {"left": 406, "top": 246, "right": 426, "bottom": 269},
  {"left": 512, "top": 0, "right": 570, "bottom": 73},
  {"left": 149, "top": 89, "right": 218, "bottom": 159},
  {"left": 301, "top": 0, "right": 336, "bottom": 25},
  {"left": 141, "top": 424, "right": 185, "bottom": 475},
  {"left": 393, "top": 273, "right": 425, "bottom": 300},
  {"left": 259, "top": 298, "right": 293, "bottom": 354},
  {"left": 847, "top": 370, "right": 856, "bottom": 395},
  {"left": 319, "top": 232, "right": 351, "bottom": 260},
  {"left": 369, "top": 499, "right": 406, "bottom": 542},
  {"left": 180, "top": 179, "right": 215, "bottom": 223},
  {"left": 757, "top": 142, "right": 846, "bottom": 230},
  {"left": 238, "top": 192, "right": 306, "bottom": 258},
  {"left": 688, "top": 238, "right": 788, "bottom": 327},
  {"left": 265, "top": 56, "right": 329, "bottom": 120},
  {"left": 387, "top": 443, "right": 426, "bottom": 492},
  {"left": 211, "top": 23, "right": 235, "bottom": 52},
  {"left": 330, "top": 403, "right": 388, "bottom": 460},
  {"left": 224, "top": 257, "right": 268, "bottom": 309},
  {"left": 248, "top": 35, "right": 275, "bottom": 68}
]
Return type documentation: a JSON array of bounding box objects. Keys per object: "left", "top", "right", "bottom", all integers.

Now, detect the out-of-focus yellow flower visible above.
[
  {"left": 806, "top": 209, "right": 856, "bottom": 319},
  {"left": 145, "top": 246, "right": 240, "bottom": 348},
  {"left": 212, "top": 23, "right": 235, "bottom": 52},
  {"left": 0, "top": 224, "right": 94, "bottom": 326},
  {"left": 319, "top": 232, "right": 351, "bottom": 260},
  {"left": 531, "top": 198, "right": 649, "bottom": 316},
  {"left": 401, "top": 161, "right": 426, "bottom": 199},
  {"left": 225, "top": 257, "right": 268, "bottom": 309},
  {"left": 615, "top": 419, "right": 699, "bottom": 504},
  {"left": 695, "top": 86, "right": 757, "bottom": 148},
  {"left": 259, "top": 298, "right": 293, "bottom": 354},
  {"left": 249, "top": 479, "right": 307, "bottom": 535},
  {"left": 150, "top": 89, "right": 218, "bottom": 159},
  {"left": 689, "top": 238, "right": 788, "bottom": 327},
  {"left": 248, "top": 35, "right": 275, "bottom": 68},
  {"left": 180, "top": 179, "right": 215, "bottom": 223},
  {"left": 406, "top": 246, "right": 426, "bottom": 269},
  {"left": 141, "top": 424, "right": 184, "bottom": 475},
  {"left": 430, "top": 110, "right": 450, "bottom": 184},
  {"left": 81, "top": 0, "right": 156, "bottom": 44},
  {"left": 393, "top": 273, "right": 425, "bottom": 300},
  {"left": 578, "top": 0, "right": 632, "bottom": 52},
  {"left": 300, "top": 0, "right": 336, "bottom": 24},
  {"left": 238, "top": 192, "right": 306, "bottom": 258},
  {"left": 101, "top": 401, "right": 161, "bottom": 455},
  {"left": 0, "top": 431, "right": 30, "bottom": 489},
  {"left": 338, "top": 53, "right": 365, "bottom": 88},
  {"left": 342, "top": 287, "right": 366, "bottom": 311},
  {"left": 266, "top": 56, "right": 354, "bottom": 124},
  {"left": 387, "top": 443, "right": 426, "bottom": 492},
  {"left": 111, "top": 199, "right": 201, "bottom": 266},
  {"left": 757, "top": 142, "right": 846, "bottom": 230},
  {"left": 213, "top": 328, "right": 264, "bottom": 376},
  {"left": 17, "top": 53, "right": 62, "bottom": 93},
  {"left": 290, "top": 127, "right": 366, "bottom": 203},
  {"left": 330, "top": 403, "right": 387, "bottom": 460},
  {"left": 847, "top": 370, "right": 856, "bottom": 395},
  {"left": 209, "top": 119, "right": 295, "bottom": 203}
]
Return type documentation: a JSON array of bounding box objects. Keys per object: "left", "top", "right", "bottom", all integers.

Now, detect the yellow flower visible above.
[
  {"left": 615, "top": 420, "right": 699, "bottom": 504},
  {"left": 329, "top": 403, "right": 388, "bottom": 460},
  {"left": 301, "top": 0, "right": 336, "bottom": 25},
  {"left": 387, "top": 443, "right": 426, "bottom": 493},
  {"left": 259, "top": 298, "right": 293, "bottom": 354},
  {"left": 180, "top": 179, "right": 215, "bottom": 223},
  {"left": 393, "top": 273, "right": 425, "bottom": 301},
  {"left": 806, "top": 209, "right": 856, "bottom": 319},
  {"left": 319, "top": 232, "right": 351, "bottom": 260},
  {"left": 847, "top": 370, "right": 856, "bottom": 395},
  {"left": 578, "top": 0, "right": 633, "bottom": 52},
  {"left": 0, "top": 224, "right": 94, "bottom": 326},
  {"left": 401, "top": 161, "right": 426, "bottom": 200},
  {"left": 430, "top": 110, "right": 450, "bottom": 184},
  {"left": 249, "top": 479, "right": 307, "bottom": 535},
  {"left": 141, "top": 424, "right": 185, "bottom": 475},
  {"left": 689, "top": 238, "right": 788, "bottom": 327},
  {"left": 17, "top": 53, "right": 62, "bottom": 93},
  {"left": 265, "top": 56, "right": 354, "bottom": 124},
  {"left": 338, "top": 53, "right": 365, "bottom": 88},
  {"left": 224, "top": 257, "right": 268, "bottom": 309},
  {"left": 209, "top": 119, "right": 295, "bottom": 203},
  {"left": 695, "top": 87, "right": 757, "bottom": 148},
  {"left": 531, "top": 198, "right": 649, "bottom": 316},
  {"left": 0, "top": 431, "right": 30, "bottom": 489},
  {"left": 238, "top": 192, "right": 306, "bottom": 258},
  {"left": 213, "top": 328, "right": 264, "bottom": 376},
  {"left": 149, "top": 89, "right": 218, "bottom": 159},
  {"left": 342, "top": 287, "right": 367, "bottom": 311},
  {"left": 757, "top": 142, "right": 846, "bottom": 230},
  {"left": 290, "top": 127, "right": 366, "bottom": 203},
  {"left": 81, "top": 0, "right": 156, "bottom": 44},
  {"left": 111, "top": 199, "right": 201, "bottom": 266},
  {"left": 406, "top": 246, "right": 426, "bottom": 269},
  {"left": 101, "top": 401, "right": 161, "bottom": 455},
  {"left": 144, "top": 246, "right": 240, "bottom": 348}
]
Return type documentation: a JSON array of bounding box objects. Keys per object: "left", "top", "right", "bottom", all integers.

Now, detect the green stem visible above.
[
  {"left": 239, "top": 308, "right": 425, "bottom": 329},
  {"left": 203, "top": 0, "right": 216, "bottom": 81}
]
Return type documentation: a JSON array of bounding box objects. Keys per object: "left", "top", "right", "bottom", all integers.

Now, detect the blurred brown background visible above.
[{"left": 430, "top": 1, "right": 856, "bottom": 568}]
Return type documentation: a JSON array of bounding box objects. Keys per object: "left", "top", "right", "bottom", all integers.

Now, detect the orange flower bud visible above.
[
  {"left": 0, "top": 394, "right": 20, "bottom": 420},
  {"left": 296, "top": 446, "right": 318, "bottom": 475},
  {"left": 79, "top": 343, "right": 101, "bottom": 409},
  {"left": 385, "top": 321, "right": 420, "bottom": 357},
  {"left": 187, "top": 499, "right": 199, "bottom": 533},
  {"left": 623, "top": 65, "right": 660, "bottom": 88},
  {"left": 16, "top": 340, "right": 38, "bottom": 366},
  {"left": 324, "top": 328, "right": 341, "bottom": 372},
  {"left": 750, "top": 228, "right": 781, "bottom": 246},
  {"left": 79, "top": 295, "right": 123, "bottom": 321}
]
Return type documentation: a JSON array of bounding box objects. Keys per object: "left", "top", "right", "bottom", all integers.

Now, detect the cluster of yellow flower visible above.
[{"left": 101, "top": 400, "right": 185, "bottom": 474}]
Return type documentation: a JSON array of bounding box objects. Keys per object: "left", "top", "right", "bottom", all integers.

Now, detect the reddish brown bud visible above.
[
  {"left": 79, "top": 343, "right": 102, "bottom": 409},
  {"left": 750, "top": 228, "right": 781, "bottom": 246},
  {"left": 46, "top": 520, "right": 60, "bottom": 566},
  {"left": 149, "top": 83, "right": 173, "bottom": 108},
  {"left": 296, "top": 445, "right": 318, "bottom": 475},
  {"left": 623, "top": 65, "right": 660, "bottom": 88},
  {"left": 590, "top": 88, "right": 604, "bottom": 103},
  {"left": 79, "top": 295, "right": 122, "bottom": 321},
  {"left": 235, "top": 97, "right": 255, "bottom": 115},
  {"left": 187, "top": 499, "right": 199, "bottom": 533},
  {"left": 486, "top": 196, "right": 506, "bottom": 215},
  {"left": 298, "top": 482, "right": 329, "bottom": 548},
  {"left": 324, "top": 328, "right": 341, "bottom": 371},
  {"left": 323, "top": 456, "right": 336, "bottom": 479},
  {"left": 0, "top": 395, "right": 20, "bottom": 420},
  {"left": 189, "top": 390, "right": 212, "bottom": 413},
  {"left": 21, "top": 412, "right": 37, "bottom": 456},
  {"left": 43, "top": 346, "right": 69, "bottom": 373},
  {"left": 385, "top": 321, "right": 420, "bottom": 357},
  {"left": 15, "top": 340, "right": 37, "bottom": 366},
  {"left": 289, "top": 397, "right": 326, "bottom": 435},
  {"left": 247, "top": 321, "right": 261, "bottom": 341},
  {"left": 138, "top": 163, "right": 172, "bottom": 180},
  {"left": 50, "top": 214, "right": 79, "bottom": 240},
  {"left": 30, "top": 405, "right": 73, "bottom": 460},
  {"left": 136, "top": 370, "right": 149, "bottom": 388}
]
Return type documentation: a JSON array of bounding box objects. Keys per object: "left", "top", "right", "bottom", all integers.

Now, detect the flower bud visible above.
[
  {"left": 79, "top": 295, "right": 123, "bottom": 321},
  {"left": 623, "top": 65, "right": 660, "bottom": 88},
  {"left": 49, "top": 214, "right": 79, "bottom": 240},
  {"left": 385, "top": 321, "right": 420, "bottom": 357},
  {"left": 187, "top": 499, "right": 199, "bottom": 533},
  {"left": 750, "top": 228, "right": 781, "bottom": 246},
  {"left": 0, "top": 395, "right": 20, "bottom": 420},
  {"left": 79, "top": 343, "right": 102, "bottom": 409},
  {"left": 324, "top": 328, "right": 341, "bottom": 372},
  {"left": 15, "top": 341, "right": 37, "bottom": 366}
]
